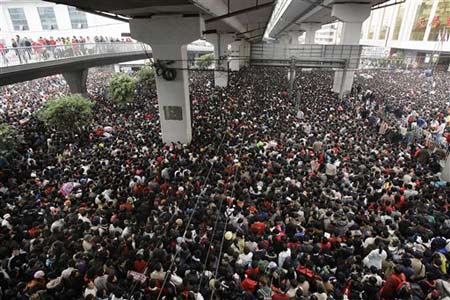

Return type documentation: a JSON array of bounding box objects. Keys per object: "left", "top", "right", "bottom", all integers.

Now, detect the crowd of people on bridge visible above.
[
  {"left": 0, "top": 66, "right": 450, "bottom": 300},
  {"left": 0, "top": 35, "right": 134, "bottom": 65}
]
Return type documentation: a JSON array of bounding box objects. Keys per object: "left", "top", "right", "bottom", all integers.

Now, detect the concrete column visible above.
[
  {"left": 130, "top": 15, "right": 204, "bottom": 145},
  {"left": 278, "top": 34, "right": 290, "bottom": 45},
  {"left": 299, "top": 23, "right": 321, "bottom": 44},
  {"left": 229, "top": 40, "right": 241, "bottom": 71},
  {"left": 288, "top": 31, "right": 301, "bottom": 45},
  {"left": 62, "top": 69, "right": 88, "bottom": 96},
  {"left": 331, "top": 3, "right": 371, "bottom": 96},
  {"left": 238, "top": 40, "right": 250, "bottom": 69},
  {"left": 229, "top": 39, "right": 250, "bottom": 71},
  {"left": 206, "top": 33, "right": 234, "bottom": 87}
]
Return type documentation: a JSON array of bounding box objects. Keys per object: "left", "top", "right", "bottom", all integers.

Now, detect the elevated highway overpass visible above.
[{"left": 40, "top": 0, "right": 389, "bottom": 145}]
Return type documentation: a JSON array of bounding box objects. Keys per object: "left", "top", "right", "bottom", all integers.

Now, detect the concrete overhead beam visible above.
[{"left": 192, "top": 0, "right": 247, "bottom": 35}]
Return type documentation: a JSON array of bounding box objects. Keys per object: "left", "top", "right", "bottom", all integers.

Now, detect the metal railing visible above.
[
  {"left": 0, "top": 42, "right": 150, "bottom": 68},
  {"left": 250, "top": 43, "right": 363, "bottom": 69}
]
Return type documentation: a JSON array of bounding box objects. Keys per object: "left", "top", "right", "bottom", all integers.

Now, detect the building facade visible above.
[
  {"left": 0, "top": 0, "right": 129, "bottom": 46},
  {"left": 360, "top": 0, "right": 450, "bottom": 67},
  {"left": 296, "top": 23, "right": 341, "bottom": 45},
  {"left": 315, "top": 23, "right": 342, "bottom": 45}
]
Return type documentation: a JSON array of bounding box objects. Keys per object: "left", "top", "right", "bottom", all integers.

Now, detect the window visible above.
[
  {"left": 68, "top": 6, "right": 88, "bottom": 29},
  {"left": 410, "top": 0, "right": 434, "bottom": 41},
  {"left": 8, "top": 8, "right": 29, "bottom": 31},
  {"left": 428, "top": 0, "right": 450, "bottom": 41},
  {"left": 392, "top": 3, "right": 405, "bottom": 40},
  {"left": 38, "top": 7, "right": 58, "bottom": 30},
  {"left": 367, "top": 13, "right": 376, "bottom": 39},
  {"left": 379, "top": 6, "right": 394, "bottom": 40}
]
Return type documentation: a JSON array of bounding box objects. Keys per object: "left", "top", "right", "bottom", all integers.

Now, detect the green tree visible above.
[
  {"left": 137, "top": 66, "right": 156, "bottom": 87},
  {"left": 196, "top": 53, "right": 214, "bottom": 69},
  {"left": 109, "top": 73, "right": 136, "bottom": 106},
  {"left": 0, "top": 123, "right": 20, "bottom": 155},
  {"left": 37, "top": 94, "right": 94, "bottom": 132}
]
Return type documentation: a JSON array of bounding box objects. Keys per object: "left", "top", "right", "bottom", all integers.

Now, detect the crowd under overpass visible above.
[{"left": 42, "top": 0, "right": 389, "bottom": 145}]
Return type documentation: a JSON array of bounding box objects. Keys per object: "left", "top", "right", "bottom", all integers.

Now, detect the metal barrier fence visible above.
[
  {"left": 250, "top": 43, "right": 363, "bottom": 69},
  {"left": 0, "top": 42, "right": 151, "bottom": 68}
]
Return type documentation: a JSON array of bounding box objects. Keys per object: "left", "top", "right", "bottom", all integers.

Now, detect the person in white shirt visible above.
[
  {"left": 278, "top": 245, "right": 291, "bottom": 268},
  {"left": 363, "top": 247, "right": 387, "bottom": 270}
]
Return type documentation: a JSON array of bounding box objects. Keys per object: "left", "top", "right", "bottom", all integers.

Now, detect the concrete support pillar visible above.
[
  {"left": 62, "top": 69, "right": 88, "bottom": 96},
  {"left": 229, "top": 40, "right": 240, "bottom": 71},
  {"left": 278, "top": 34, "right": 290, "bottom": 45},
  {"left": 130, "top": 15, "right": 204, "bottom": 145},
  {"left": 299, "top": 23, "right": 321, "bottom": 44},
  {"left": 229, "top": 39, "right": 250, "bottom": 72},
  {"left": 206, "top": 33, "right": 234, "bottom": 87},
  {"left": 441, "top": 154, "right": 450, "bottom": 182},
  {"left": 238, "top": 40, "right": 250, "bottom": 69},
  {"left": 288, "top": 31, "right": 301, "bottom": 45},
  {"left": 331, "top": 3, "right": 371, "bottom": 96}
]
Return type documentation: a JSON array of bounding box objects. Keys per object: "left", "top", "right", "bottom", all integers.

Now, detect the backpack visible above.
[
  {"left": 257, "top": 287, "right": 273, "bottom": 300},
  {"left": 410, "top": 282, "right": 425, "bottom": 300},
  {"left": 397, "top": 280, "right": 412, "bottom": 299}
]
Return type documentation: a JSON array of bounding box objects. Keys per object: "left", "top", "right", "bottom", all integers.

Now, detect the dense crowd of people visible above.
[
  {"left": 0, "top": 35, "right": 134, "bottom": 65},
  {"left": 0, "top": 66, "right": 450, "bottom": 300}
]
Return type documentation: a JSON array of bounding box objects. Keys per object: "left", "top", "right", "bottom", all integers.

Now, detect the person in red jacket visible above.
[
  {"left": 272, "top": 284, "right": 290, "bottom": 300},
  {"left": 0, "top": 42, "right": 8, "bottom": 65},
  {"left": 241, "top": 273, "right": 258, "bottom": 293},
  {"left": 381, "top": 265, "right": 407, "bottom": 300},
  {"left": 251, "top": 219, "right": 266, "bottom": 235},
  {"left": 245, "top": 261, "right": 260, "bottom": 278}
]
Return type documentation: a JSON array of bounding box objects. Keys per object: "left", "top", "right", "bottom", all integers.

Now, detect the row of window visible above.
[{"left": 7, "top": 6, "right": 88, "bottom": 31}]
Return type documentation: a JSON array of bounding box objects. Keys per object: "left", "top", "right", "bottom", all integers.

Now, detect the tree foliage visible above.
[
  {"left": 0, "top": 123, "right": 19, "bottom": 155},
  {"left": 109, "top": 73, "right": 136, "bottom": 105},
  {"left": 36, "top": 94, "right": 94, "bottom": 132},
  {"left": 137, "top": 66, "right": 156, "bottom": 87},
  {"left": 196, "top": 53, "right": 214, "bottom": 69}
]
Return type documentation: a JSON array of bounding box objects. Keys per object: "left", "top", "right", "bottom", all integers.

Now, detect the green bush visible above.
[
  {"left": 0, "top": 123, "right": 19, "bottom": 155},
  {"left": 109, "top": 73, "right": 136, "bottom": 105},
  {"left": 37, "top": 94, "right": 93, "bottom": 132},
  {"left": 196, "top": 53, "right": 214, "bottom": 69},
  {"left": 137, "top": 66, "right": 155, "bottom": 87}
]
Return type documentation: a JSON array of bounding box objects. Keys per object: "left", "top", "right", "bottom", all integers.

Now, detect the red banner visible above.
[
  {"left": 447, "top": 16, "right": 450, "bottom": 26},
  {"left": 418, "top": 17, "right": 426, "bottom": 29},
  {"left": 432, "top": 16, "right": 440, "bottom": 28}
]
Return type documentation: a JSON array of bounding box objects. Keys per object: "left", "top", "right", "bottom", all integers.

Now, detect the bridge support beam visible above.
[
  {"left": 206, "top": 33, "right": 234, "bottom": 87},
  {"left": 299, "top": 23, "right": 321, "bottom": 45},
  {"left": 63, "top": 69, "right": 88, "bottom": 96},
  {"left": 331, "top": 3, "right": 371, "bottom": 97},
  {"left": 130, "top": 15, "right": 204, "bottom": 145}
]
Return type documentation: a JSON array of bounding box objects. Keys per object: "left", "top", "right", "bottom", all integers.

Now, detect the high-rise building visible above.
[
  {"left": 315, "top": 23, "right": 342, "bottom": 45},
  {"left": 296, "top": 23, "right": 341, "bottom": 45}
]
